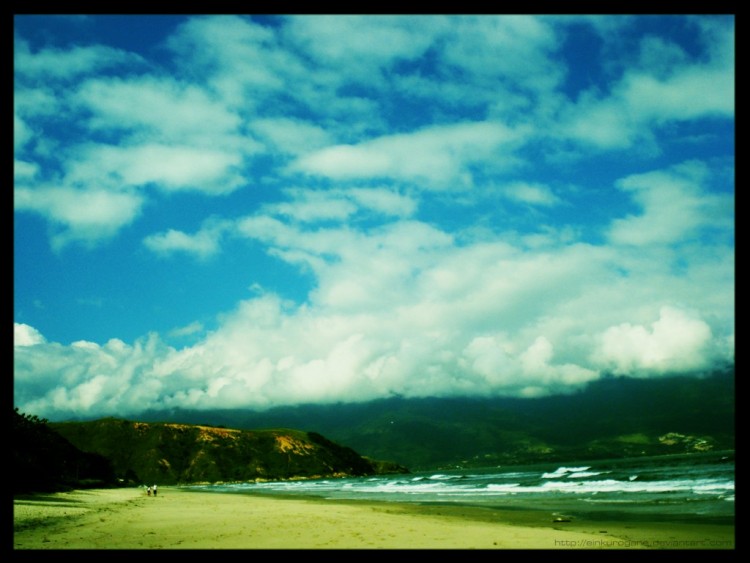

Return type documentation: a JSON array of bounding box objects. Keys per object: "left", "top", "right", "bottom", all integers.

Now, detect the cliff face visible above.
[{"left": 49, "top": 418, "right": 408, "bottom": 485}]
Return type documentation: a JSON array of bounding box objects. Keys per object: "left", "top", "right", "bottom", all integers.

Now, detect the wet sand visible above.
[{"left": 13, "top": 487, "right": 735, "bottom": 550}]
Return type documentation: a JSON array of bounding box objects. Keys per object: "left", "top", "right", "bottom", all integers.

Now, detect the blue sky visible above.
[{"left": 14, "top": 15, "right": 734, "bottom": 420}]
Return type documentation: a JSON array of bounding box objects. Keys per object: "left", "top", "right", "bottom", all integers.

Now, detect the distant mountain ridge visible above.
[
  {"left": 49, "top": 419, "right": 408, "bottom": 487},
  {"left": 124, "top": 367, "right": 735, "bottom": 470}
]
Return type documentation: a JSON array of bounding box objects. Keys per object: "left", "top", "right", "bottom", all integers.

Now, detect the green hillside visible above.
[
  {"left": 49, "top": 418, "right": 408, "bottom": 486},
  {"left": 127, "top": 368, "right": 735, "bottom": 470}
]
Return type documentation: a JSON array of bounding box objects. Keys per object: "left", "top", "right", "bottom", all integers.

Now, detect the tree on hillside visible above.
[{"left": 13, "top": 408, "right": 117, "bottom": 494}]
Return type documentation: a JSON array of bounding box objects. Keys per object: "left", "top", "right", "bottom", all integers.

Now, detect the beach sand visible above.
[{"left": 13, "top": 487, "right": 734, "bottom": 550}]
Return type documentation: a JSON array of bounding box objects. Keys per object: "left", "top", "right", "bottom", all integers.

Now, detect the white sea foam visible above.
[
  {"left": 542, "top": 466, "right": 591, "bottom": 478},
  {"left": 194, "top": 453, "right": 734, "bottom": 522},
  {"left": 428, "top": 474, "right": 464, "bottom": 480},
  {"left": 486, "top": 483, "right": 521, "bottom": 492},
  {"left": 567, "top": 471, "right": 604, "bottom": 478},
  {"left": 236, "top": 472, "right": 734, "bottom": 499},
  {"left": 692, "top": 482, "right": 735, "bottom": 493}
]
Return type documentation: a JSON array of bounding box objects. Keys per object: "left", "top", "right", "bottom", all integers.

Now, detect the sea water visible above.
[{"left": 187, "top": 450, "right": 734, "bottom": 525}]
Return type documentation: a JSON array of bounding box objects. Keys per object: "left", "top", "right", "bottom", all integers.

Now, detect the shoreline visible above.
[{"left": 14, "top": 487, "right": 735, "bottom": 550}]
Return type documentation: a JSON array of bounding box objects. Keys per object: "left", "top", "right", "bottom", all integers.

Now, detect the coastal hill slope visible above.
[
  {"left": 49, "top": 418, "right": 408, "bottom": 486},
  {"left": 130, "top": 367, "right": 735, "bottom": 470}
]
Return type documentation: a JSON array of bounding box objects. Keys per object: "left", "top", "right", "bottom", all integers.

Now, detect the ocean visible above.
[{"left": 186, "top": 450, "right": 734, "bottom": 525}]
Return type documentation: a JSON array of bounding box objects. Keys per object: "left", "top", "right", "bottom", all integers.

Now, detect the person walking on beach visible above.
[
  {"left": 153, "top": 484, "right": 157, "bottom": 497},
  {"left": 147, "top": 486, "right": 151, "bottom": 497}
]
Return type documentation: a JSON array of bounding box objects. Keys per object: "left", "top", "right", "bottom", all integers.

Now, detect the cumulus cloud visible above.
[
  {"left": 14, "top": 323, "right": 46, "bottom": 347},
  {"left": 14, "top": 333, "right": 171, "bottom": 418},
  {"left": 14, "top": 278, "right": 731, "bottom": 418},
  {"left": 594, "top": 306, "right": 715, "bottom": 374},
  {"left": 13, "top": 186, "right": 734, "bottom": 418},
  {"left": 461, "top": 334, "right": 599, "bottom": 398}
]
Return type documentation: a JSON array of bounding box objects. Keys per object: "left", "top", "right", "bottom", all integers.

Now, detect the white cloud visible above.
[
  {"left": 251, "top": 117, "right": 333, "bottom": 156},
  {"left": 608, "top": 160, "right": 733, "bottom": 246},
  {"left": 14, "top": 323, "right": 46, "bottom": 347},
  {"left": 143, "top": 217, "right": 231, "bottom": 258},
  {"left": 259, "top": 186, "right": 417, "bottom": 224},
  {"left": 14, "top": 185, "right": 144, "bottom": 250},
  {"left": 14, "top": 159, "right": 38, "bottom": 182},
  {"left": 291, "top": 121, "right": 528, "bottom": 187},
  {"left": 348, "top": 188, "right": 417, "bottom": 217},
  {"left": 14, "top": 332, "right": 171, "bottom": 418},
  {"left": 502, "top": 182, "right": 561, "bottom": 206},
  {"left": 269, "top": 190, "right": 358, "bottom": 223},
  {"left": 66, "top": 143, "right": 245, "bottom": 195},
  {"left": 558, "top": 20, "right": 734, "bottom": 149},
  {"left": 14, "top": 85, "right": 61, "bottom": 119},
  {"left": 143, "top": 229, "right": 218, "bottom": 258},
  {"left": 459, "top": 333, "right": 598, "bottom": 396},
  {"left": 15, "top": 144, "right": 246, "bottom": 249},
  {"left": 594, "top": 306, "right": 715, "bottom": 374},
  {"left": 558, "top": 95, "right": 638, "bottom": 150},
  {"left": 238, "top": 218, "right": 457, "bottom": 313},
  {"left": 236, "top": 215, "right": 301, "bottom": 250},
  {"left": 75, "top": 76, "right": 243, "bottom": 147},
  {"left": 442, "top": 16, "right": 562, "bottom": 93},
  {"left": 13, "top": 207, "right": 734, "bottom": 417},
  {"left": 15, "top": 60, "right": 254, "bottom": 249},
  {"left": 14, "top": 38, "right": 142, "bottom": 81},
  {"left": 619, "top": 67, "right": 734, "bottom": 123},
  {"left": 283, "top": 15, "right": 440, "bottom": 72},
  {"left": 168, "top": 321, "right": 204, "bottom": 339},
  {"left": 14, "top": 113, "right": 33, "bottom": 152},
  {"left": 165, "top": 16, "right": 302, "bottom": 108}
]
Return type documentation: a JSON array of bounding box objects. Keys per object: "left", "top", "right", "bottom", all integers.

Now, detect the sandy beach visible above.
[{"left": 13, "top": 487, "right": 734, "bottom": 550}]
